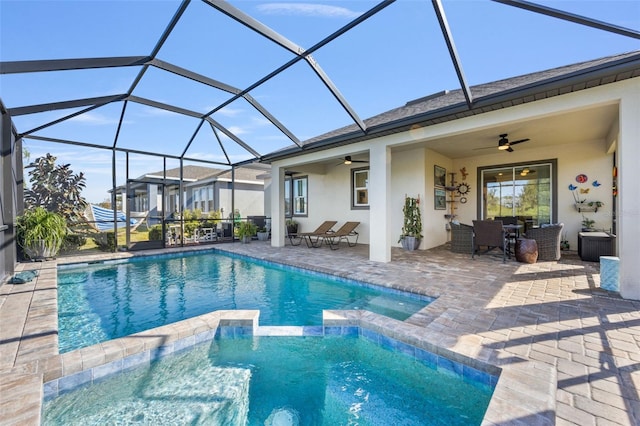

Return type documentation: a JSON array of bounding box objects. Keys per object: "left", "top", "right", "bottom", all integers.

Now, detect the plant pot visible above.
[
  {"left": 287, "top": 224, "right": 298, "bottom": 235},
  {"left": 240, "top": 235, "right": 252, "bottom": 244},
  {"left": 257, "top": 232, "right": 269, "bottom": 241},
  {"left": 24, "top": 239, "right": 57, "bottom": 261},
  {"left": 400, "top": 236, "right": 420, "bottom": 251}
]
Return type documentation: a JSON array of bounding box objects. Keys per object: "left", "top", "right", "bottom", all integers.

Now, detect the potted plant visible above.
[
  {"left": 581, "top": 216, "right": 596, "bottom": 232},
  {"left": 286, "top": 219, "right": 298, "bottom": 235},
  {"left": 237, "top": 221, "right": 257, "bottom": 243},
  {"left": 398, "top": 195, "right": 423, "bottom": 251},
  {"left": 257, "top": 226, "right": 269, "bottom": 241},
  {"left": 560, "top": 232, "right": 570, "bottom": 251},
  {"left": 16, "top": 207, "right": 67, "bottom": 260}
]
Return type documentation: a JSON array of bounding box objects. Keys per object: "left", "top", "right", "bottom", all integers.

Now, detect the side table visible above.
[{"left": 578, "top": 232, "right": 616, "bottom": 262}]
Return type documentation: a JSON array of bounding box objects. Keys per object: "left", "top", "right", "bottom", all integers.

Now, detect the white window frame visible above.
[
  {"left": 285, "top": 176, "right": 308, "bottom": 217},
  {"left": 351, "top": 167, "right": 369, "bottom": 209}
]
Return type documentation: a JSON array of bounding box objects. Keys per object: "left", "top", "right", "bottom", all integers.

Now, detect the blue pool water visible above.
[
  {"left": 57, "top": 250, "right": 430, "bottom": 353},
  {"left": 43, "top": 335, "right": 494, "bottom": 425}
]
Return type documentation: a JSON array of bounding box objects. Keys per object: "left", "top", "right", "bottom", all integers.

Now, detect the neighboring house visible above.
[
  {"left": 262, "top": 51, "right": 640, "bottom": 300},
  {"left": 114, "top": 165, "right": 266, "bottom": 223}
]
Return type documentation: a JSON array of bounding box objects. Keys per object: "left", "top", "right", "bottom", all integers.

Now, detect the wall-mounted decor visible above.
[
  {"left": 434, "top": 165, "right": 446, "bottom": 187},
  {"left": 456, "top": 182, "right": 470, "bottom": 196},
  {"left": 575, "top": 174, "right": 588, "bottom": 183},
  {"left": 434, "top": 188, "right": 446, "bottom": 210}
]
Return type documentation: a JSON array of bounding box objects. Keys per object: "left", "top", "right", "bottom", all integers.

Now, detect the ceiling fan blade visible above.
[
  {"left": 506, "top": 147, "right": 514, "bottom": 153},
  {"left": 352, "top": 160, "right": 369, "bottom": 163},
  {"left": 509, "top": 138, "right": 530, "bottom": 146},
  {"left": 473, "top": 146, "right": 495, "bottom": 150}
]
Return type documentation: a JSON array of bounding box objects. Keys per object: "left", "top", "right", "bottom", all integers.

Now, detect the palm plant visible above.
[{"left": 16, "top": 207, "right": 67, "bottom": 260}]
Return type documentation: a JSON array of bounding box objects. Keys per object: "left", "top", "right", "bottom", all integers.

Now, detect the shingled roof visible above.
[
  {"left": 145, "top": 165, "right": 265, "bottom": 183},
  {"left": 263, "top": 50, "right": 640, "bottom": 161}
]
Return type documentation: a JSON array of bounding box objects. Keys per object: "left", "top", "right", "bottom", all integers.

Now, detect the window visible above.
[
  {"left": 479, "top": 160, "right": 557, "bottom": 226},
  {"left": 352, "top": 168, "right": 369, "bottom": 209},
  {"left": 284, "top": 176, "right": 308, "bottom": 217}
]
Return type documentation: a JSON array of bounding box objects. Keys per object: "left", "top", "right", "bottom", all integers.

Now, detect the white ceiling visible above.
[{"left": 419, "top": 103, "right": 619, "bottom": 159}]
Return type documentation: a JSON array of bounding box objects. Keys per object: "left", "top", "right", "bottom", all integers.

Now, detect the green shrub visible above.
[
  {"left": 61, "top": 234, "right": 87, "bottom": 253},
  {"left": 93, "top": 232, "right": 116, "bottom": 252},
  {"left": 149, "top": 225, "right": 163, "bottom": 241}
]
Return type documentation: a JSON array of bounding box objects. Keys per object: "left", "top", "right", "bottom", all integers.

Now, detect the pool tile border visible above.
[{"left": 42, "top": 310, "right": 499, "bottom": 401}]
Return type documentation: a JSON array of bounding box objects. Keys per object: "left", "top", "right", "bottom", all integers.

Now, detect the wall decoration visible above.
[
  {"left": 456, "top": 182, "right": 470, "bottom": 196},
  {"left": 592, "top": 180, "right": 601, "bottom": 187},
  {"left": 434, "top": 165, "right": 446, "bottom": 187},
  {"left": 580, "top": 188, "right": 590, "bottom": 194},
  {"left": 568, "top": 184, "right": 577, "bottom": 191},
  {"left": 459, "top": 167, "right": 468, "bottom": 181},
  {"left": 575, "top": 174, "right": 588, "bottom": 183},
  {"left": 460, "top": 197, "right": 467, "bottom": 204},
  {"left": 434, "top": 188, "right": 446, "bottom": 210}
]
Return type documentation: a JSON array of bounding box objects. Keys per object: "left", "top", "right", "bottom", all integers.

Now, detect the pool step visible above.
[{"left": 255, "top": 326, "right": 323, "bottom": 336}]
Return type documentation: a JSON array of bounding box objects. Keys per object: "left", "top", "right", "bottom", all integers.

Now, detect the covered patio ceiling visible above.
[{"left": 1, "top": 0, "right": 639, "bottom": 171}]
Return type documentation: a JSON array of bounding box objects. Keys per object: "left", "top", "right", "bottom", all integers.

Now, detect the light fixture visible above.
[
  {"left": 344, "top": 156, "right": 352, "bottom": 165},
  {"left": 498, "top": 136, "right": 510, "bottom": 150}
]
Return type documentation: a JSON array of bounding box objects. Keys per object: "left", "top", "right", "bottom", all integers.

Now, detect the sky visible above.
[{"left": 1, "top": 0, "right": 639, "bottom": 203}]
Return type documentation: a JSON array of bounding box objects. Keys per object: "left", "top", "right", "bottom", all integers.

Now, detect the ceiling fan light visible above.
[
  {"left": 498, "top": 144, "right": 509, "bottom": 150},
  {"left": 344, "top": 156, "right": 352, "bottom": 165}
]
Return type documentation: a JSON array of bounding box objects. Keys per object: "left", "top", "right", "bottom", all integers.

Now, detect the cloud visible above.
[
  {"left": 214, "top": 107, "right": 244, "bottom": 117},
  {"left": 68, "top": 112, "right": 119, "bottom": 125},
  {"left": 225, "top": 126, "right": 249, "bottom": 136},
  {"left": 257, "top": 3, "right": 361, "bottom": 19}
]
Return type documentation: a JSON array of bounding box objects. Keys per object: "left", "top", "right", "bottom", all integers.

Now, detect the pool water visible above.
[
  {"left": 57, "top": 251, "right": 429, "bottom": 353},
  {"left": 43, "top": 336, "right": 494, "bottom": 425}
]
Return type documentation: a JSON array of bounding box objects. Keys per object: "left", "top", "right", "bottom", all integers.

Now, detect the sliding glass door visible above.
[{"left": 480, "top": 161, "right": 555, "bottom": 226}]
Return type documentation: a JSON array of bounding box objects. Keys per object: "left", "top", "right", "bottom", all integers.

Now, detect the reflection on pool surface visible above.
[
  {"left": 43, "top": 335, "right": 494, "bottom": 425},
  {"left": 57, "top": 250, "right": 431, "bottom": 352}
]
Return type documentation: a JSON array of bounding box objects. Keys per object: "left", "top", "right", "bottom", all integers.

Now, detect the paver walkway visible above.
[{"left": 1, "top": 242, "right": 639, "bottom": 425}]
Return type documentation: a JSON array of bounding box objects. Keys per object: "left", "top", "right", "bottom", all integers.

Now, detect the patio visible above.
[{"left": 1, "top": 242, "right": 638, "bottom": 425}]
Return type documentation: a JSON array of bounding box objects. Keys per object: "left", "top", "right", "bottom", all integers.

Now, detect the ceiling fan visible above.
[
  {"left": 474, "top": 133, "right": 531, "bottom": 153},
  {"left": 497, "top": 133, "right": 530, "bottom": 152},
  {"left": 340, "top": 155, "right": 369, "bottom": 165}
]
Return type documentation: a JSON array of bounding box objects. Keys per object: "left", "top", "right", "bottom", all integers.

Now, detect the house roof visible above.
[
  {"left": 262, "top": 49, "right": 640, "bottom": 161},
  {"left": 143, "top": 165, "right": 265, "bottom": 184}
]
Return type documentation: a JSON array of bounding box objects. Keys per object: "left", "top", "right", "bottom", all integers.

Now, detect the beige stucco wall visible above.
[
  {"left": 449, "top": 139, "right": 613, "bottom": 250},
  {"left": 268, "top": 78, "right": 638, "bottom": 299}
]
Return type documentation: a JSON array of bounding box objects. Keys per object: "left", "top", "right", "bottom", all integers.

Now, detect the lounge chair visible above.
[
  {"left": 319, "top": 221, "right": 360, "bottom": 250},
  {"left": 289, "top": 221, "right": 338, "bottom": 247},
  {"left": 472, "top": 220, "right": 508, "bottom": 262}
]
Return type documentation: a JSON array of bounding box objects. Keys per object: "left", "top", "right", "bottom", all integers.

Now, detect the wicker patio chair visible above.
[
  {"left": 472, "top": 220, "right": 508, "bottom": 262},
  {"left": 450, "top": 223, "right": 474, "bottom": 254},
  {"left": 524, "top": 223, "right": 564, "bottom": 261}
]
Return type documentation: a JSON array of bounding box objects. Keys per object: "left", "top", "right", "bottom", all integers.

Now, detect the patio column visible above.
[
  {"left": 618, "top": 89, "right": 640, "bottom": 300},
  {"left": 369, "top": 144, "right": 391, "bottom": 262},
  {"left": 270, "top": 165, "right": 285, "bottom": 247}
]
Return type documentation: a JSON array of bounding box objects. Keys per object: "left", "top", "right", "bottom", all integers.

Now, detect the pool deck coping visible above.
[{"left": 1, "top": 242, "right": 638, "bottom": 425}]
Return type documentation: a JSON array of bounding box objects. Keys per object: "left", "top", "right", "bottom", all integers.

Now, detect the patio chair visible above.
[
  {"left": 472, "top": 220, "right": 508, "bottom": 262},
  {"left": 450, "top": 222, "right": 474, "bottom": 254},
  {"left": 524, "top": 223, "right": 564, "bottom": 261},
  {"left": 320, "top": 221, "right": 360, "bottom": 250},
  {"left": 293, "top": 221, "right": 338, "bottom": 247}
]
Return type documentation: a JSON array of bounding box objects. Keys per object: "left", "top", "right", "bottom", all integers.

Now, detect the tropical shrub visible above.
[
  {"left": 16, "top": 207, "right": 67, "bottom": 260},
  {"left": 149, "top": 225, "right": 164, "bottom": 241},
  {"left": 23, "top": 153, "right": 88, "bottom": 225}
]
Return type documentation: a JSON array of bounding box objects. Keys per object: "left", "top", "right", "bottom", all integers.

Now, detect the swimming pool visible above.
[
  {"left": 57, "top": 250, "right": 431, "bottom": 353},
  {"left": 43, "top": 333, "right": 495, "bottom": 425}
]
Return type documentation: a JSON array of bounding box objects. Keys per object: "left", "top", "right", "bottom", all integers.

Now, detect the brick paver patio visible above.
[{"left": 1, "top": 242, "right": 638, "bottom": 425}]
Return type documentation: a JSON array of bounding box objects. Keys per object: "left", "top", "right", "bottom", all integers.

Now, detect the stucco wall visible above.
[{"left": 451, "top": 139, "right": 613, "bottom": 250}]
